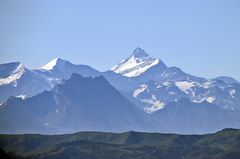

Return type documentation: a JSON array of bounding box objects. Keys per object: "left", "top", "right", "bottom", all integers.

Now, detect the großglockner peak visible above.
[{"left": 111, "top": 47, "right": 166, "bottom": 77}]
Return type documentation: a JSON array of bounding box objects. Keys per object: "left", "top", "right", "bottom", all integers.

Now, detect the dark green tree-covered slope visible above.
[{"left": 1, "top": 128, "right": 240, "bottom": 159}]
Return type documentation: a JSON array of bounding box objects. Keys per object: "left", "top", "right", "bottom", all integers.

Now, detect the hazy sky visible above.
[{"left": 0, "top": 0, "right": 240, "bottom": 80}]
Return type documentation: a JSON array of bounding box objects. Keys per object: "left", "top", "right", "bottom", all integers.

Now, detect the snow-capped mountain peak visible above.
[
  {"left": 0, "top": 62, "right": 24, "bottom": 77},
  {"left": 111, "top": 48, "right": 162, "bottom": 77},
  {"left": 41, "top": 58, "right": 69, "bottom": 71},
  {"left": 0, "top": 62, "right": 26, "bottom": 85}
]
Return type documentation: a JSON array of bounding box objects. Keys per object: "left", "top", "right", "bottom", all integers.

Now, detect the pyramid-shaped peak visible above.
[
  {"left": 131, "top": 47, "right": 150, "bottom": 59},
  {"left": 111, "top": 48, "right": 166, "bottom": 77},
  {"left": 41, "top": 58, "right": 70, "bottom": 70}
]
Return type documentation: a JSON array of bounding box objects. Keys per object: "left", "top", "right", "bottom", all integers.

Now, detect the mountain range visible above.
[{"left": 0, "top": 47, "right": 240, "bottom": 134}]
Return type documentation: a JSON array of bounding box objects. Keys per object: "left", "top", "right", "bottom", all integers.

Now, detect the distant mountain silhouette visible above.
[{"left": 0, "top": 74, "right": 149, "bottom": 134}]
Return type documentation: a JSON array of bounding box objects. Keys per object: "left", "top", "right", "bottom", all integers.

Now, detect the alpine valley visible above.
[{"left": 1, "top": 48, "right": 240, "bottom": 134}]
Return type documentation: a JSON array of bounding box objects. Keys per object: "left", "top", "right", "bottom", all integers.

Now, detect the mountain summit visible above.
[
  {"left": 0, "top": 62, "right": 26, "bottom": 83},
  {"left": 111, "top": 48, "right": 163, "bottom": 77},
  {"left": 41, "top": 58, "right": 70, "bottom": 71},
  {"left": 131, "top": 47, "right": 151, "bottom": 59}
]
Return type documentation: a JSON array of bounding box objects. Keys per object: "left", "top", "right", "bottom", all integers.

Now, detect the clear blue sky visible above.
[{"left": 0, "top": 0, "right": 240, "bottom": 80}]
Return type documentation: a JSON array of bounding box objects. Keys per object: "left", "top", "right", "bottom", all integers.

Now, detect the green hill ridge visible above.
[{"left": 1, "top": 128, "right": 240, "bottom": 159}]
